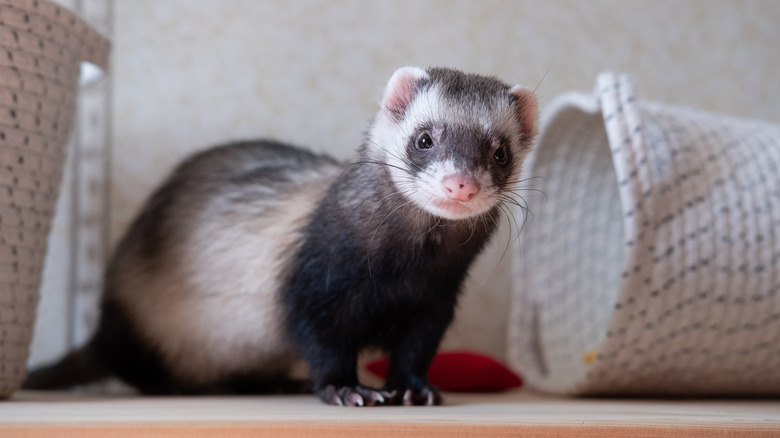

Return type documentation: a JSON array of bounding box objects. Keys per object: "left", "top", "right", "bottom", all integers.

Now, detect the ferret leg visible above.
[
  {"left": 308, "top": 344, "right": 393, "bottom": 407},
  {"left": 383, "top": 316, "right": 449, "bottom": 406}
]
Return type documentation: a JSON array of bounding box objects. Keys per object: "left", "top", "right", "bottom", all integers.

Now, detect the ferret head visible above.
[{"left": 366, "top": 66, "right": 538, "bottom": 221}]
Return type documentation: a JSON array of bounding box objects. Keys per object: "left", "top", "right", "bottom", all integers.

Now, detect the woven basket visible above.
[
  {"left": 509, "top": 72, "right": 780, "bottom": 395},
  {"left": 0, "top": 0, "right": 108, "bottom": 398}
]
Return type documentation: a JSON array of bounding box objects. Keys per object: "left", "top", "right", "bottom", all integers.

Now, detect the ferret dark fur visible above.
[{"left": 24, "top": 67, "right": 538, "bottom": 406}]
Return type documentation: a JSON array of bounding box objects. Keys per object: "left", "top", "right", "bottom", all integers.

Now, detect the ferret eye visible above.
[
  {"left": 494, "top": 147, "right": 508, "bottom": 165},
  {"left": 417, "top": 133, "right": 434, "bottom": 150}
]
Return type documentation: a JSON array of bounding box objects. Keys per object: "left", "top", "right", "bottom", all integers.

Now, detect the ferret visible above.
[{"left": 24, "top": 66, "right": 538, "bottom": 406}]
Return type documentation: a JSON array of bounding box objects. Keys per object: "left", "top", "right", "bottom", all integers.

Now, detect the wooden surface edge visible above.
[{"left": 1, "top": 422, "right": 779, "bottom": 438}]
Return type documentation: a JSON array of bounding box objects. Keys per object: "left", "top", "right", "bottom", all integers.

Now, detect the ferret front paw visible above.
[
  {"left": 392, "top": 385, "right": 443, "bottom": 406},
  {"left": 318, "top": 384, "right": 396, "bottom": 407}
]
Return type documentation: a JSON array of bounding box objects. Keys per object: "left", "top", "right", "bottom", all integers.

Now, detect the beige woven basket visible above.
[
  {"left": 509, "top": 72, "right": 780, "bottom": 396},
  {"left": 0, "top": 0, "right": 109, "bottom": 398}
]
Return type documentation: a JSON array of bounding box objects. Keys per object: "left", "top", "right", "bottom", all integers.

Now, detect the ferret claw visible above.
[
  {"left": 394, "top": 385, "right": 443, "bottom": 406},
  {"left": 402, "top": 389, "right": 413, "bottom": 406},
  {"left": 318, "top": 384, "right": 395, "bottom": 407},
  {"left": 369, "top": 388, "right": 395, "bottom": 404}
]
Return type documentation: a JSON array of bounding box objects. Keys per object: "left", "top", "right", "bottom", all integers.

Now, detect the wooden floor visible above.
[{"left": 3, "top": 389, "right": 779, "bottom": 437}]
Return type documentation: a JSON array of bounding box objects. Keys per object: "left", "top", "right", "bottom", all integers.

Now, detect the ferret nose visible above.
[{"left": 442, "top": 175, "right": 480, "bottom": 202}]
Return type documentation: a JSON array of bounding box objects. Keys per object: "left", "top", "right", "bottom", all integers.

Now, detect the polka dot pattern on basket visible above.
[
  {"left": 509, "top": 72, "right": 780, "bottom": 396},
  {"left": 0, "top": 0, "right": 109, "bottom": 398}
]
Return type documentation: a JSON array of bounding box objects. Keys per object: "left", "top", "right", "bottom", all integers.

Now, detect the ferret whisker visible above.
[
  {"left": 502, "top": 199, "right": 529, "bottom": 236},
  {"left": 420, "top": 209, "right": 435, "bottom": 235},
  {"left": 364, "top": 185, "right": 416, "bottom": 288},
  {"left": 483, "top": 210, "right": 497, "bottom": 236},
  {"left": 500, "top": 190, "right": 530, "bottom": 211},
  {"left": 349, "top": 190, "right": 390, "bottom": 226},
  {"left": 344, "top": 176, "right": 412, "bottom": 223},
  {"left": 369, "top": 188, "right": 416, "bottom": 228},
  {"left": 505, "top": 176, "right": 547, "bottom": 189},
  {"left": 367, "top": 139, "right": 424, "bottom": 174},
  {"left": 475, "top": 207, "right": 513, "bottom": 287},
  {"left": 509, "top": 175, "right": 547, "bottom": 184},
  {"left": 479, "top": 213, "right": 488, "bottom": 235},
  {"left": 459, "top": 215, "right": 478, "bottom": 247},
  {"left": 506, "top": 182, "right": 546, "bottom": 192},
  {"left": 497, "top": 194, "right": 523, "bottom": 209},
  {"left": 498, "top": 201, "right": 523, "bottom": 243},
  {"left": 371, "top": 197, "right": 416, "bottom": 242},
  {"left": 486, "top": 209, "right": 499, "bottom": 230},
  {"left": 422, "top": 216, "right": 443, "bottom": 237},
  {"left": 499, "top": 207, "right": 515, "bottom": 264},
  {"left": 503, "top": 205, "right": 521, "bottom": 252},
  {"left": 367, "top": 139, "right": 413, "bottom": 168},
  {"left": 497, "top": 196, "right": 529, "bottom": 230},
  {"left": 506, "top": 176, "right": 548, "bottom": 202},
  {"left": 368, "top": 199, "right": 417, "bottom": 280},
  {"left": 511, "top": 192, "right": 534, "bottom": 230},
  {"left": 507, "top": 187, "right": 548, "bottom": 201},
  {"left": 513, "top": 176, "right": 547, "bottom": 184},
  {"left": 368, "top": 188, "right": 415, "bottom": 225},
  {"left": 532, "top": 57, "right": 554, "bottom": 95},
  {"left": 345, "top": 158, "right": 412, "bottom": 176}
]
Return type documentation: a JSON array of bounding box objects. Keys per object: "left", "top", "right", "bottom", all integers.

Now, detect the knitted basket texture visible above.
[
  {"left": 0, "top": 0, "right": 108, "bottom": 398},
  {"left": 509, "top": 72, "right": 780, "bottom": 395}
]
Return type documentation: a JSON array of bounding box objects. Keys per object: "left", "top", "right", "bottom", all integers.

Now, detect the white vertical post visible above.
[{"left": 69, "top": 0, "right": 112, "bottom": 348}]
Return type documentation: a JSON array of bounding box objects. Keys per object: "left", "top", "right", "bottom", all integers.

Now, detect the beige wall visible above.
[{"left": 32, "top": 0, "right": 780, "bottom": 367}]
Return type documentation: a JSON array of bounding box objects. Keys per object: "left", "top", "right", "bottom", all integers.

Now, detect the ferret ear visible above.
[
  {"left": 381, "top": 66, "right": 430, "bottom": 121},
  {"left": 509, "top": 85, "right": 539, "bottom": 141}
]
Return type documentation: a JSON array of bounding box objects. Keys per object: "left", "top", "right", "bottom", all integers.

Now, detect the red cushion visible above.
[{"left": 365, "top": 350, "right": 522, "bottom": 392}]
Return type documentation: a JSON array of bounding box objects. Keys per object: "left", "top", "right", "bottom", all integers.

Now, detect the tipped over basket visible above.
[{"left": 509, "top": 72, "right": 780, "bottom": 396}]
